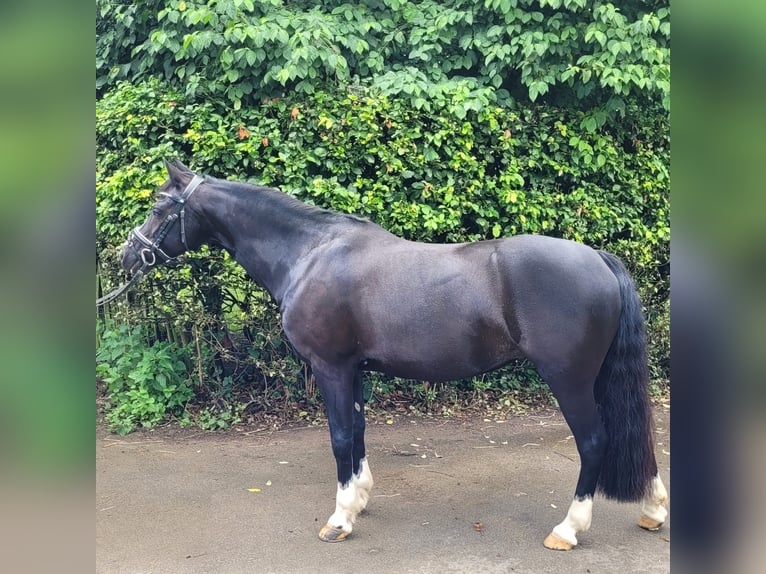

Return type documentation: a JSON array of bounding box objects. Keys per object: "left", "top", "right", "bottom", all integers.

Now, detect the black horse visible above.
[{"left": 120, "top": 160, "right": 668, "bottom": 549}]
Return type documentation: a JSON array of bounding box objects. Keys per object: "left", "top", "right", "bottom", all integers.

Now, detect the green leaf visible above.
[{"left": 594, "top": 30, "right": 606, "bottom": 47}]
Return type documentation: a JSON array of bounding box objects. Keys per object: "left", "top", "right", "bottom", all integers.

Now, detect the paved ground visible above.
[{"left": 96, "top": 407, "right": 670, "bottom": 574}]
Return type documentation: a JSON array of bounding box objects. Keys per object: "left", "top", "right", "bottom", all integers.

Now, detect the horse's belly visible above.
[
  {"left": 362, "top": 325, "right": 522, "bottom": 382},
  {"left": 364, "top": 354, "right": 516, "bottom": 382}
]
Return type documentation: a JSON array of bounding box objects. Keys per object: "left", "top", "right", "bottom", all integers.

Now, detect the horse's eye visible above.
[{"left": 151, "top": 207, "right": 162, "bottom": 216}]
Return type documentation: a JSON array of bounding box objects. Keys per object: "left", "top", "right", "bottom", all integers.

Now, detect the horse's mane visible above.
[{"left": 211, "top": 176, "right": 371, "bottom": 226}]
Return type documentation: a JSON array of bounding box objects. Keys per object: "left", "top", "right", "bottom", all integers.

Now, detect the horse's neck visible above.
[{"left": 197, "top": 185, "right": 325, "bottom": 304}]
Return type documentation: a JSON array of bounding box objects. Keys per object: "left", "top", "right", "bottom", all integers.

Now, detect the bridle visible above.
[
  {"left": 96, "top": 174, "right": 204, "bottom": 306},
  {"left": 127, "top": 174, "right": 205, "bottom": 266}
]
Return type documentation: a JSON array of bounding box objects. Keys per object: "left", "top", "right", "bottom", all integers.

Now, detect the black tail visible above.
[{"left": 594, "top": 251, "right": 657, "bottom": 502}]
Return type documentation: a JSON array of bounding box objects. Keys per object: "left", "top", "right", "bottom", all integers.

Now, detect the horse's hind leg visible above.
[
  {"left": 314, "top": 365, "right": 368, "bottom": 542},
  {"left": 639, "top": 473, "right": 668, "bottom": 530},
  {"left": 542, "top": 380, "right": 607, "bottom": 551}
]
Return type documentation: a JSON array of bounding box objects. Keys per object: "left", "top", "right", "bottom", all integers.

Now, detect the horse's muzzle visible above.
[{"left": 120, "top": 242, "right": 143, "bottom": 276}]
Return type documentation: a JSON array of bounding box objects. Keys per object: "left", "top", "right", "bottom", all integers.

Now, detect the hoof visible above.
[
  {"left": 319, "top": 523, "right": 350, "bottom": 543},
  {"left": 639, "top": 514, "right": 664, "bottom": 531},
  {"left": 543, "top": 532, "right": 575, "bottom": 551}
]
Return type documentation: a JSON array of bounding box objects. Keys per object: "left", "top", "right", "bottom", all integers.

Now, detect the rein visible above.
[
  {"left": 96, "top": 174, "right": 205, "bottom": 307},
  {"left": 96, "top": 269, "right": 146, "bottom": 306}
]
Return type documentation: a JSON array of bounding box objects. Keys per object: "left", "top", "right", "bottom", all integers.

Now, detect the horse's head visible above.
[{"left": 120, "top": 160, "right": 206, "bottom": 276}]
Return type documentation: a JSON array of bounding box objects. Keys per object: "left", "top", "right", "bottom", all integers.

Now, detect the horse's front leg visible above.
[
  {"left": 315, "top": 366, "right": 371, "bottom": 542},
  {"left": 352, "top": 370, "right": 374, "bottom": 513}
]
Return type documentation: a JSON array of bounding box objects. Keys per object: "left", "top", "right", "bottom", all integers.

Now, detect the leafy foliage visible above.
[
  {"left": 96, "top": 322, "right": 193, "bottom": 434},
  {"left": 97, "top": 0, "right": 669, "bottom": 115}
]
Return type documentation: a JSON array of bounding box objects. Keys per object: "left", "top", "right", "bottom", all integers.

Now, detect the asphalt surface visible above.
[{"left": 96, "top": 407, "right": 670, "bottom": 574}]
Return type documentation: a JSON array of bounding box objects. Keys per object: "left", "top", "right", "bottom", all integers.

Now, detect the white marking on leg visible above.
[
  {"left": 354, "top": 457, "right": 374, "bottom": 511},
  {"left": 325, "top": 459, "right": 374, "bottom": 534},
  {"left": 327, "top": 480, "right": 363, "bottom": 534},
  {"left": 640, "top": 474, "right": 668, "bottom": 526},
  {"left": 551, "top": 497, "right": 593, "bottom": 547}
]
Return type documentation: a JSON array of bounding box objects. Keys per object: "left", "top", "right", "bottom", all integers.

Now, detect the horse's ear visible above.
[
  {"left": 164, "top": 158, "right": 189, "bottom": 185},
  {"left": 172, "top": 158, "right": 191, "bottom": 171}
]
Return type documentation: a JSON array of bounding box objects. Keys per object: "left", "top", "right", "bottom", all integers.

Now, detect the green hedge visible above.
[
  {"left": 97, "top": 78, "right": 668, "bottom": 432},
  {"left": 97, "top": 0, "right": 670, "bottom": 113}
]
